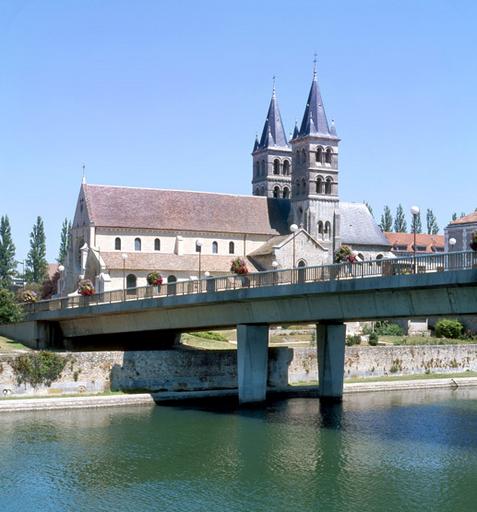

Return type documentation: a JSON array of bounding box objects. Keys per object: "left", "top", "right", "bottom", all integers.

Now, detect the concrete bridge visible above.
[{"left": 2, "top": 251, "right": 477, "bottom": 404}]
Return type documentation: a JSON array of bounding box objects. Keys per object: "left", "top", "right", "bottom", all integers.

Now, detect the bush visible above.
[
  {"left": 10, "top": 351, "right": 67, "bottom": 388},
  {"left": 374, "top": 321, "right": 404, "bottom": 336},
  {"left": 193, "top": 331, "right": 228, "bottom": 342},
  {"left": 435, "top": 319, "right": 464, "bottom": 339},
  {"left": 368, "top": 332, "right": 379, "bottom": 346},
  {"left": 346, "top": 334, "right": 361, "bottom": 346},
  {"left": 0, "top": 289, "right": 23, "bottom": 324}
]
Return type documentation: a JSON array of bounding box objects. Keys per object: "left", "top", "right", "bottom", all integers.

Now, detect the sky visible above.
[{"left": 1, "top": 0, "right": 476, "bottom": 262}]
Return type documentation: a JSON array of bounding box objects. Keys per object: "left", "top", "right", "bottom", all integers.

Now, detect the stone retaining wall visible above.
[{"left": 1, "top": 344, "right": 476, "bottom": 398}]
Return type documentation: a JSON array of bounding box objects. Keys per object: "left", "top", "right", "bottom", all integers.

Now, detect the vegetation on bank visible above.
[{"left": 9, "top": 351, "right": 68, "bottom": 388}]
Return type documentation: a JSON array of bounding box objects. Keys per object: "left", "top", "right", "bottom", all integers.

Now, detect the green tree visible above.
[
  {"left": 412, "top": 210, "right": 422, "bottom": 234},
  {"left": 57, "top": 218, "right": 71, "bottom": 264},
  {"left": 0, "top": 289, "right": 23, "bottom": 324},
  {"left": 364, "top": 201, "right": 373, "bottom": 218},
  {"left": 451, "top": 212, "right": 457, "bottom": 221},
  {"left": 25, "top": 216, "right": 48, "bottom": 284},
  {"left": 426, "top": 209, "right": 439, "bottom": 235},
  {"left": 0, "top": 215, "right": 16, "bottom": 288},
  {"left": 394, "top": 204, "right": 407, "bottom": 233},
  {"left": 379, "top": 205, "right": 393, "bottom": 231}
]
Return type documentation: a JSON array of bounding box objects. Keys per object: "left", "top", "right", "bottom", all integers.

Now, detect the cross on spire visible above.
[{"left": 313, "top": 53, "right": 317, "bottom": 80}]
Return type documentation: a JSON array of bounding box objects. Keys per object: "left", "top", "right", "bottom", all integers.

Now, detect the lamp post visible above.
[
  {"left": 58, "top": 264, "right": 65, "bottom": 297},
  {"left": 121, "top": 253, "right": 128, "bottom": 300},
  {"left": 290, "top": 224, "right": 298, "bottom": 269},
  {"left": 272, "top": 260, "right": 278, "bottom": 285},
  {"left": 410, "top": 206, "right": 420, "bottom": 273},
  {"left": 16, "top": 260, "right": 25, "bottom": 288},
  {"left": 196, "top": 239, "right": 203, "bottom": 280},
  {"left": 449, "top": 237, "right": 457, "bottom": 270}
]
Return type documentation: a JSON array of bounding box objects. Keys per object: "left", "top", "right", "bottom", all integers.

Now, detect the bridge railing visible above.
[{"left": 22, "top": 250, "right": 477, "bottom": 314}]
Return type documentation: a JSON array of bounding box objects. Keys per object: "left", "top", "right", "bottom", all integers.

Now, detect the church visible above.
[{"left": 60, "top": 68, "right": 391, "bottom": 295}]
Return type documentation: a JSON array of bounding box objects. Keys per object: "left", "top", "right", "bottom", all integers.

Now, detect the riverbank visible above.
[{"left": 2, "top": 375, "right": 477, "bottom": 412}]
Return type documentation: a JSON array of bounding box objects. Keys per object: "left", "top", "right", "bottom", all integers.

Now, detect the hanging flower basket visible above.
[
  {"left": 78, "top": 279, "right": 95, "bottom": 296},
  {"left": 19, "top": 289, "right": 38, "bottom": 303},
  {"left": 147, "top": 272, "right": 163, "bottom": 286},
  {"left": 230, "top": 257, "right": 249, "bottom": 275},
  {"left": 334, "top": 245, "right": 356, "bottom": 263},
  {"left": 470, "top": 232, "right": 477, "bottom": 251}
]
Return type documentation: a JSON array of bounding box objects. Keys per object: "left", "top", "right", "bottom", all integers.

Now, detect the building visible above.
[
  {"left": 445, "top": 212, "right": 477, "bottom": 252},
  {"left": 385, "top": 232, "right": 444, "bottom": 257},
  {"left": 61, "top": 68, "right": 392, "bottom": 295}
]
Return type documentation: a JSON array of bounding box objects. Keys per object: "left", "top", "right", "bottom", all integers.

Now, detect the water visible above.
[{"left": 1, "top": 389, "right": 477, "bottom": 512}]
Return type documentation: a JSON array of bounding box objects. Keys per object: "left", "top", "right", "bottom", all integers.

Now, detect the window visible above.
[
  {"left": 316, "top": 147, "right": 323, "bottom": 163},
  {"left": 301, "top": 178, "right": 307, "bottom": 195},
  {"left": 134, "top": 238, "right": 142, "bottom": 251},
  {"left": 295, "top": 178, "right": 300, "bottom": 195},
  {"left": 283, "top": 160, "right": 290, "bottom": 175},
  {"left": 325, "top": 177, "right": 332, "bottom": 195},
  {"left": 212, "top": 241, "right": 218, "bottom": 254},
  {"left": 126, "top": 274, "right": 136, "bottom": 289},
  {"left": 260, "top": 186, "right": 265, "bottom": 195},
  {"left": 273, "top": 186, "right": 280, "bottom": 198},
  {"left": 167, "top": 275, "right": 177, "bottom": 295},
  {"left": 229, "top": 241, "right": 235, "bottom": 254},
  {"left": 154, "top": 238, "right": 160, "bottom": 251},
  {"left": 325, "top": 147, "right": 332, "bottom": 164},
  {"left": 318, "top": 221, "right": 324, "bottom": 237},
  {"left": 325, "top": 221, "right": 331, "bottom": 240},
  {"left": 283, "top": 187, "right": 290, "bottom": 199},
  {"left": 273, "top": 159, "right": 280, "bottom": 175},
  {"left": 114, "top": 237, "right": 121, "bottom": 251},
  {"left": 255, "top": 161, "right": 260, "bottom": 177},
  {"left": 316, "top": 177, "right": 323, "bottom": 194},
  {"left": 195, "top": 241, "right": 202, "bottom": 252},
  {"left": 255, "top": 187, "right": 260, "bottom": 195},
  {"left": 261, "top": 160, "right": 266, "bottom": 175},
  {"left": 302, "top": 149, "right": 306, "bottom": 164}
]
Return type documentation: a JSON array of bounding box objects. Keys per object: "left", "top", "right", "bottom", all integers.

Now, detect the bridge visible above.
[{"left": 2, "top": 251, "right": 477, "bottom": 404}]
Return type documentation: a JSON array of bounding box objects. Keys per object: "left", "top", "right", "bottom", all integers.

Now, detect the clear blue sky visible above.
[{"left": 1, "top": 0, "right": 476, "bottom": 262}]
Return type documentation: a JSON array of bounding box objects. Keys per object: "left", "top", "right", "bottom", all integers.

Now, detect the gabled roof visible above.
[
  {"left": 450, "top": 212, "right": 477, "bottom": 225},
  {"left": 249, "top": 229, "right": 328, "bottom": 256},
  {"left": 81, "top": 184, "right": 291, "bottom": 236},
  {"left": 340, "top": 202, "right": 390, "bottom": 247},
  {"left": 257, "top": 87, "right": 288, "bottom": 150}
]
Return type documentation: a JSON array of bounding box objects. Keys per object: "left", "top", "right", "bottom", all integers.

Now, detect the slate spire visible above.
[
  {"left": 257, "top": 82, "right": 288, "bottom": 149},
  {"left": 298, "top": 63, "right": 331, "bottom": 137}
]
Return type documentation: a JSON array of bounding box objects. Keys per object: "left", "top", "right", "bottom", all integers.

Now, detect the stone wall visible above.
[{"left": 1, "top": 344, "right": 476, "bottom": 398}]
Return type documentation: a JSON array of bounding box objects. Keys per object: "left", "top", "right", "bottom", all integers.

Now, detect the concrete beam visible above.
[
  {"left": 237, "top": 324, "right": 269, "bottom": 404},
  {"left": 317, "top": 322, "right": 346, "bottom": 401}
]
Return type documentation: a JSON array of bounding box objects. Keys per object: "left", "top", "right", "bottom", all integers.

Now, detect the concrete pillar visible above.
[
  {"left": 316, "top": 322, "right": 346, "bottom": 401},
  {"left": 237, "top": 324, "right": 269, "bottom": 404}
]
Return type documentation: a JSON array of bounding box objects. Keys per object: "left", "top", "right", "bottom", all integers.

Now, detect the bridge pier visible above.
[
  {"left": 316, "top": 322, "right": 346, "bottom": 401},
  {"left": 237, "top": 324, "right": 269, "bottom": 404}
]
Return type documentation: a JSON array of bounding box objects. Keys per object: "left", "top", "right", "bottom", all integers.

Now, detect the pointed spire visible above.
[
  {"left": 253, "top": 133, "right": 260, "bottom": 152},
  {"left": 257, "top": 79, "right": 288, "bottom": 149},
  {"left": 329, "top": 119, "right": 337, "bottom": 136},
  {"left": 298, "top": 58, "right": 332, "bottom": 137},
  {"left": 82, "top": 163, "right": 87, "bottom": 184},
  {"left": 292, "top": 120, "right": 299, "bottom": 140}
]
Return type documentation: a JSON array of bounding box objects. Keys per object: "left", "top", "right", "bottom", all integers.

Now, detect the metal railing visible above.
[{"left": 23, "top": 251, "right": 477, "bottom": 315}]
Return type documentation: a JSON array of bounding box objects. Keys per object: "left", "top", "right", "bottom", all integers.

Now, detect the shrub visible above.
[
  {"left": 146, "top": 272, "right": 163, "bottom": 286},
  {"left": 335, "top": 245, "right": 356, "bottom": 263},
  {"left": 230, "top": 258, "right": 249, "bottom": 275},
  {"left": 193, "top": 331, "right": 228, "bottom": 342},
  {"left": 435, "top": 319, "right": 463, "bottom": 339},
  {"left": 41, "top": 271, "right": 60, "bottom": 299},
  {"left": 18, "top": 288, "right": 38, "bottom": 304},
  {"left": 374, "top": 321, "right": 404, "bottom": 336},
  {"left": 346, "top": 334, "right": 361, "bottom": 346},
  {"left": 10, "top": 351, "right": 67, "bottom": 388},
  {"left": 0, "top": 289, "right": 23, "bottom": 324},
  {"left": 368, "top": 332, "right": 379, "bottom": 346}
]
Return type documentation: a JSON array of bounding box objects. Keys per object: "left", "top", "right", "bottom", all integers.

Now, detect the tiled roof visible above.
[
  {"left": 384, "top": 232, "right": 444, "bottom": 252},
  {"left": 450, "top": 212, "right": 477, "bottom": 225},
  {"left": 83, "top": 184, "right": 290, "bottom": 236},
  {"left": 100, "top": 252, "right": 260, "bottom": 273},
  {"left": 340, "top": 203, "right": 390, "bottom": 247}
]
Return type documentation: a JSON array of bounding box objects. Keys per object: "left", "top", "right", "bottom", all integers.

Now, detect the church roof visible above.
[
  {"left": 340, "top": 202, "right": 391, "bottom": 247},
  {"left": 82, "top": 184, "right": 290, "bottom": 236},
  {"left": 298, "top": 70, "right": 335, "bottom": 138},
  {"left": 257, "top": 87, "right": 288, "bottom": 150}
]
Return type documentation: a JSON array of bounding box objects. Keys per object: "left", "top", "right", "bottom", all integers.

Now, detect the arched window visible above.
[
  {"left": 316, "top": 177, "right": 323, "bottom": 194},
  {"left": 318, "top": 221, "right": 324, "bottom": 237},
  {"left": 325, "top": 177, "right": 332, "bottom": 195},
  {"left": 126, "top": 274, "right": 136, "bottom": 289},
  {"left": 283, "top": 160, "right": 290, "bottom": 175},
  {"left": 167, "top": 275, "right": 177, "bottom": 295},
  {"left": 273, "top": 159, "right": 280, "bottom": 175},
  {"left": 325, "top": 147, "right": 332, "bottom": 164},
  {"left": 260, "top": 185, "right": 265, "bottom": 195},
  {"left": 302, "top": 149, "right": 307, "bottom": 164},
  {"left": 325, "top": 221, "right": 331, "bottom": 240},
  {"left": 295, "top": 179, "right": 300, "bottom": 195},
  {"left": 283, "top": 187, "right": 290, "bottom": 199},
  {"left": 255, "top": 161, "right": 260, "bottom": 177},
  {"left": 255, "top": 187, "right": 260, "bottom": 195},
  {"left": 229, "top": 241, "right": 235, "bottom": 254},
  {"left": 301, "top": 178, "right": 307, "bottom": 195},
  {"left": 297, "top": 260, "right": 306, "bottom": 284},
  {"left": 273, "top": 186, "right": 280, "bottom": 198},
  {"left": 154, "top": 238, "right": 160, "bottom": 251},
  {"left": 212, "top": 241, "right": 218, "bottom": 254},
  {"left": 316, "top": 147, "right": 323, "bottom": 163},
  {"left": 261, "top": 160, "right": 266, "bottom": 175},
  {"left": 114, "top": 237, "right": 121, "bottom": 251},
  {"left": 134, "top": 238, "right": 142, "bottom": 251}
]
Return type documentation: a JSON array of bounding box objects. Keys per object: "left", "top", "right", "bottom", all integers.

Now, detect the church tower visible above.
[
  {"left": 290, "top": 64, "right": 340, "bottom": 255},
  {"left": 252, "top": 83, "right": 292, "bottom": 198}
]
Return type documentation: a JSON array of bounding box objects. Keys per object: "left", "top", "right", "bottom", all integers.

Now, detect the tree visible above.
[
  {"left": 0, "top": 215, "right": 16, "bottom": 288},
  {"left": 379, "top": 206, "right": 393, "bottom": 232},
  {"left": 57, "top": 218, "right": 71, "bottom": 264},
  {"left": 364, "top": 201, "right": 374, "bottom": 218},
  {"left": 394, "top": 204, "right": 407, "bottom": 233},
  {"left": 452, "top": 212, "right": 457, "bottom": 221},
  {"left": 412, "top": 210, "right": 422, "bottom": 234},
  {"left": 426, "top": 209, "right": 439, "bottom": 235},
  {"left": 25, "top": 216, "right": 48, "bottom": 284},
  {"left": 0, "top": 288, "right": 23, "bottom": 324}
]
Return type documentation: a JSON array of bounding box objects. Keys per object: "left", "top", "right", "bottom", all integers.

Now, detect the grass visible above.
[
  {"left": 0, "top": 336, "right": 30, "bottom": 352},
  {"left": 381, "top": 335, "right": 477, "bottom": 346},
  {"left": 0, "top": 389, "right": 127, "bottom": 401}
]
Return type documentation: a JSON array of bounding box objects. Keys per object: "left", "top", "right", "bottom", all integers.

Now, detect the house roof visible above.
[
  {"left": 384, "top": 232, "right": 444, "bottom": 252},
  {"left": 82, "top": 184, "right": 290, "bottom": 236},
  {"left": 340, "top": 203, "right": 390, "bottom": 247},
  {"left": 450, "top": 212, "right": 477, "bottom": 225}
]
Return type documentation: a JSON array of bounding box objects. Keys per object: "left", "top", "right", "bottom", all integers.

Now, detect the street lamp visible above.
[
  {"left": 121, "top": 253, "right": 128, "bottom": 300},
  {"left": 449, "top": 238, "right": 456, "bottom": 250},
  {"left": 290, "top": 224, "right": 298, "bottom": 270},
  {"left": 410, "top": 206, "right": 420, "bottom": 273},
  {"left": 449, "top": 237, "right": 457, "bottom": 270},
  {"left": 196, "top": 239, "right": 203, "bottom": 280}
]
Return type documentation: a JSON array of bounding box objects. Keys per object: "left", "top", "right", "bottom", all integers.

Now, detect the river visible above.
[{"left": 1, "top": 388, "right": 476, "bottom": 511}]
